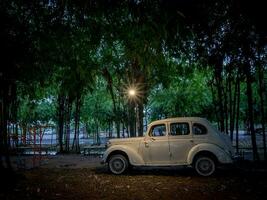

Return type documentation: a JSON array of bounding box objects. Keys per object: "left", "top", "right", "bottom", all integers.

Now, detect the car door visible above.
[
  {"left": 168, "top": 122, "right": 195, "bottom": 164},
  {"left": 141, "top": 123, "right": 170, "bottom": 165}
]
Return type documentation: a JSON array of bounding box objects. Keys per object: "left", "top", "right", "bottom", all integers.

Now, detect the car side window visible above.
[
  {"left": 170, "top": 123, "right": 190, "bottom": 136},
  {"left": 150, "top": 124, "right": 166, "bottom": 137},
  {"left": 193, "top": 123, "right": 207, "bottom": 135}
]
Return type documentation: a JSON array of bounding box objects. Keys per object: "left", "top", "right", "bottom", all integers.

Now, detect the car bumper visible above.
[{"left": 232, "top": 154, "right": 243, "bottom": 162}]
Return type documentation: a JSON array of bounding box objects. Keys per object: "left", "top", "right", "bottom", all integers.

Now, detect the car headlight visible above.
[{"left": 105, "top": 141, "right": 111, "bottom": 148}]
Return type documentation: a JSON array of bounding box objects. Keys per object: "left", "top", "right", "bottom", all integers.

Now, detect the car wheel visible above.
[
  {"left": 194, "top": 156, "right": 216, "bottom": 176},
  {"left": 108, "top": 154, "right": 129, "bottom": 175}
]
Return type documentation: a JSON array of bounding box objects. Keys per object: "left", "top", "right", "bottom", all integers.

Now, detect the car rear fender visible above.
[{"left": 187, "top": 143, "right": 233, "bottom": 165}]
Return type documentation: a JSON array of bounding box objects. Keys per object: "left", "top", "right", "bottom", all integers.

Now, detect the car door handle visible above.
[{"left": 144, "top": 141, "right": 149, "bottom": 147}]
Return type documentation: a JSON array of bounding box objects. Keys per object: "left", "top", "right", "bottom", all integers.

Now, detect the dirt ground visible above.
[{"left": 1, "top": 154, "right": 267, "bottom": 200}]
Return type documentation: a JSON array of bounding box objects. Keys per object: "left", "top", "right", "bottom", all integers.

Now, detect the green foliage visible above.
[
  {"left": 148, "top": 68, "right": 213, "bottom": 121},
  {"left": 17, "top": 85, "right": 57, "bottom": 125},
  {"left": 2, "top": 0, "right": 266, "bottom": 140},
  {"left": 81, "top": 78, "right": 113, "bottom": 135}
]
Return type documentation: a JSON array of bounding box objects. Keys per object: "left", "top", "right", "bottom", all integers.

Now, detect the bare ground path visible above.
[{"left": 1, "top": 154, "right": 267, "bottom": 200}]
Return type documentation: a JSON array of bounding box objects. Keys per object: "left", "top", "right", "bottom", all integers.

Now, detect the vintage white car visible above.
[{"left": 101, "top": 117, "right": 234, "bottom": 176}]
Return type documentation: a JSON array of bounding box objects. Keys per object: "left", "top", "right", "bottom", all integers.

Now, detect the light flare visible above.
[{"left": 128, "top": 89, "right": 136, "bottom": 96}]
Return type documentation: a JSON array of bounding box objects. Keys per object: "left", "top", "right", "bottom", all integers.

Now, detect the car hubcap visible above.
[
  {"left": 110, "top": 157, "right": 125, "bottom": 174},
  {"left": 196, "top": 157, "right": 215, "bottom": 176}
]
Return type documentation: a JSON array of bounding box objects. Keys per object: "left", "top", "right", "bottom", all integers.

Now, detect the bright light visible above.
[
  {"left": 128, "top": 89, "right": 136, "bottom": 96},
  {"left": 123, "top": 82, "right": 144, "bottom": 103}
]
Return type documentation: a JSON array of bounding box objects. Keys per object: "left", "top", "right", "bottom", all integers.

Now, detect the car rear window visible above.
[{"left": 193, "top": 123, "right": 207, "bottom": 135}]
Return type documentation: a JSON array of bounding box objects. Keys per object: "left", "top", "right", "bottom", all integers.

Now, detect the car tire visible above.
[
  {"left": 194, "top": 156, "right": 216, "bottom": 176},
  {"left": 108, "top": 154, "right": 129, "bottom": 175}
]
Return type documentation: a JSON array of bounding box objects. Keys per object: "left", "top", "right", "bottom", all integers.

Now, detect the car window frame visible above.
[
  {"left": 169, "top": 122, "right": 191, "bottom": 136},
  {"left": 192, "top": 122, "right": 208, "bottom": 135},
  {"left": 149, "top": 123, "right": 167, "bottom": 137}
]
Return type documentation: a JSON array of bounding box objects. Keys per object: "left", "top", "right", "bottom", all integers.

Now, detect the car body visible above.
[{"left": 101, "top": 117, "right": 234, "bottom": 176}]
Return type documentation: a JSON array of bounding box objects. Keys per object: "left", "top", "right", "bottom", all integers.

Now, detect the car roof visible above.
[{"left": 148, "top": 117, "right": 208, "bottom": 126}]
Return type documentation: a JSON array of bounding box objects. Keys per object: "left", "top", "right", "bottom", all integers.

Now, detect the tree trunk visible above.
[
  {"left": 108, "top": 120, "right": 112, "bottom": 138},
  {"left": 137, "top": 103, "right": 144, "bottom": 137},
  {"left": 245, "top": 64, "right": 259, "bottom": 161},
  {"left": 72, "top": 94, "right": 81, "bottom": 153},
  {"left": 212, "top": 58, "right": 225, "bottom": 132},
  {"left": 224, "top": 84, "right": 229, "bottom": 135},
  {"left": 0, "top": 80, "right": 14, "bottom": 169},
  {"left": 116, "top": 122, "right": 120, "bottom": 138},
  {"left": 57, "top": 94, "right": 65, "bottom": 153},
  {"left": 230, "top": 75, "right": 238, "bottom": 142},
  {"left": 15, "top": 123, "right": 19, "bottom": 147},
  {"left": 65, "top": 97, "right": 71, "bottom": 152},
  {"left": 102, "top": 67, "right": 120, "bottom": 138},
  {"left": 228, "top": 74, "right": 234, "bottom": 141},
  {"left": 258, "top": 65, "right": 266, "bottom": 160},
  {"left": 235, "top": 77, "right": 240, "bottom": 153},
  {"left": 128, "top": 101, "right": 136, "bottom": 137},
  {"left": 0, "top": 82, "right": 4, "bottom": 169},
  {"left": 96, "top": 121, "right": 100, "bottom": 144}
]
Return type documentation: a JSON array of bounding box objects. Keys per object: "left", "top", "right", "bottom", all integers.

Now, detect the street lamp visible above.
[{"left": 128, "top": 89, "right": 136, "bottom": 97}]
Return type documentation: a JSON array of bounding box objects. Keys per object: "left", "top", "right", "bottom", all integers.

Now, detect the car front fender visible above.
[
  {"left": 102, "top": 145, "right": 145, "bottom": 165},
  {"left": 187, "top": 143, "right": 233, "bottom": 165}
]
